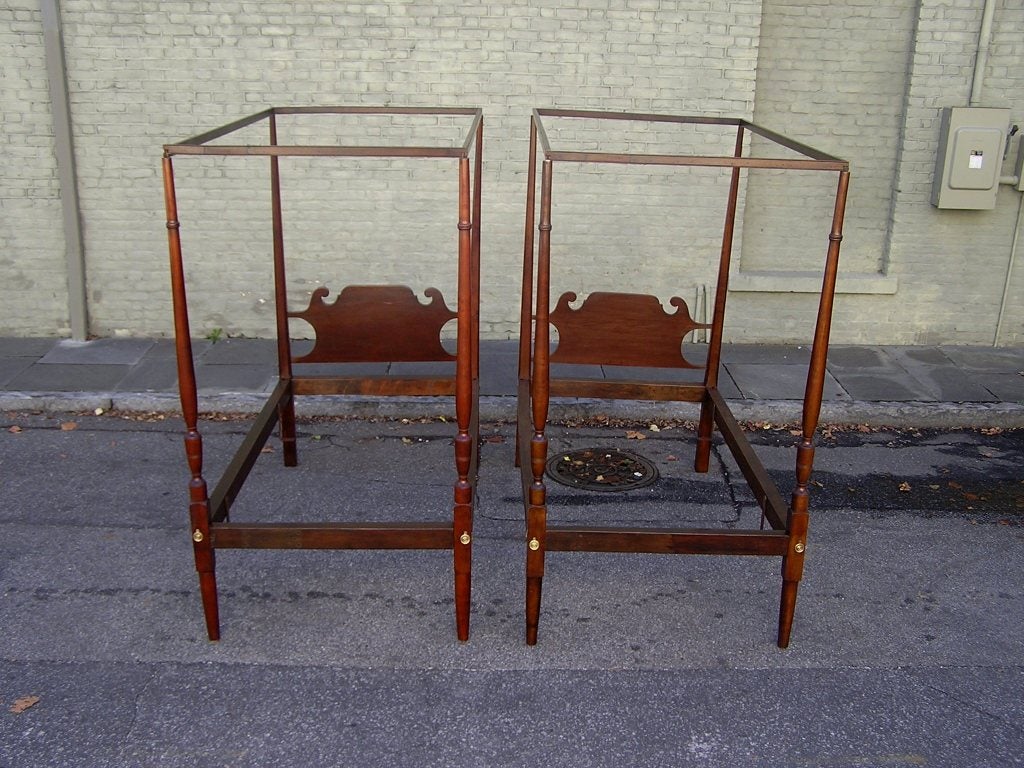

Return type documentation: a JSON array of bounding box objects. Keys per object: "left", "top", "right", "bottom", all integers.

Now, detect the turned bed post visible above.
[
  {"left": 778, "top": 169, "right": 850, "bottom": 648},
  {"left": 269, "top": 110, "right": 297, "bottom": 467},
  {"left": 453, "top": 155, "right": 475, "bottom": 642},
  {"left": 525, "top": 158, "right": 553, "bottom": 645},
  {"left": 162, "top": 152, "right": 220, "bottom": 641},
  {"left": 696, "top": 123, "right": 744, "bottom": 473},
  {"left": 516, "top": 115, "right": 539, "bottom": 469}
]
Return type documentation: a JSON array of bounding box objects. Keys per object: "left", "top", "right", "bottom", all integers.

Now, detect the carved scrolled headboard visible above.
[
  {"left": 289, "top": 285, "right": 456, "bottom": 364},
  {"left": 549, "top": 291, "right": 709, "bottom": 369}
]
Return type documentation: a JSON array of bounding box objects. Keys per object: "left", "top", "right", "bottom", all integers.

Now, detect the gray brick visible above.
[{"left": 3, "top": 0, "right": 1022, "bottom": 349}]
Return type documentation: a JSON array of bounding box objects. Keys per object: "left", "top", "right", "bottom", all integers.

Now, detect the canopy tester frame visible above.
[
  {"left": 516, "top": 108, "right": 849, "bottom": 647},
  {"left": 163, "top": 106, "right": 483, "bottom": 641}
]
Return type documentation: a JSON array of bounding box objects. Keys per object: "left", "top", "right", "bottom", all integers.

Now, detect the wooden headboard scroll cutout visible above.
[
  {"left": 549, "top": 291, "right": 710, "bottom": 369},
  {"left": 289, "top": 285, "right": 456, "bottom": 364}
]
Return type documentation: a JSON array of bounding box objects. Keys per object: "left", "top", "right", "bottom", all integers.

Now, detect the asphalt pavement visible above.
[{"left": 1, "top": 338, "right": 1023, "bottom": 766}]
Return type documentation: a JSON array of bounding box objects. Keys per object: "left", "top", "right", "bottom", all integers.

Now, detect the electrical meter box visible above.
[{"left": 931, "top": 106, "right": 1009, "bottom": 209}]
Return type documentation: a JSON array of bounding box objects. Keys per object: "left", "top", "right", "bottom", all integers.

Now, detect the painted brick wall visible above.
[
  {"left": 742, "top": 0, "right": 918, "bottom": 275},
  {"left": 13, "top": 0, "right": 764, "bottom": 341},
  {"left": 882, "top": 0, "right": 1023, "bottom": 345},
  {"left": 2, "top": 1, "right": 1022, "bottom": 345},
  {"left": 726, "top": 0, "right": 1023, "bottom": 345},
  {"left": 0, "top": 1, "right": 69, "bottom": 335}
]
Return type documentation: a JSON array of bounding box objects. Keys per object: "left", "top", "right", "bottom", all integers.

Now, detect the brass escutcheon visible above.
[
  {"left": 794, "top": 541, "right": 805, "bottom": 553},
  {"left": 459, "top": 531, "right": 472, "bottom": 545},
  {"left": 192, "top": 529, "right": 204, "bottom": 543},
  {"left": 528, "top": 537, "right": 540, "bottom": 551}
]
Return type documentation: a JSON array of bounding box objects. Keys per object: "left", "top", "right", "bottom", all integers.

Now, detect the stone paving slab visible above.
[
  {"left": 826, "top": 372, "right": 936, "bottom": 402},
  {"left": 142, "top": 338, "right": 212, "bottom": 359},
  {"left": 0, "top": 357, "right": 35, "bottom": 388},
  {"left": 721, "top": 344, "right": 811, "bottom": 365},
  {"left": 886, "top": 347, "right": 998, "bottom": 402},
  {"left": 0, "top": 337, "right": 54, "bottom": 357},
  {"left": 726, "top": 363, "right": 846, "bottom": 400},
  {"left": 115, "top": 358, "right": 180, "bottom": 393},
  {"left": 198, "top": 338, "right": 278, "bottom": 366},
  {"left": 939, "top": 345, "right": 1024, "bottom": 371},
  {"left": 5, "top": 363, "right": 131, "bottom": 392},
  {"left": 974, "top": 371, "right": 1024, "bottom": 401},
  {"left": 38, "top": 337, "right": 155, "bottom": 365},
  {"left": 192, "top": 364, "right": 274, "bottom": 393}
]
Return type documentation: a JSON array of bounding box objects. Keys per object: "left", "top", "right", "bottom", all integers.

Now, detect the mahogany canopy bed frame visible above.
[
  {"left": 516, "top": 108, "right": 850, "bottom": 647},
  {"left": 162, "top": 106, "right": 483, "bottom": 641}
]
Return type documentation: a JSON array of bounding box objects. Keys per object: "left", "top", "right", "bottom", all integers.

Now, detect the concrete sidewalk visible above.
[{"left": 1, "top": 336, "right": 1023, "bottom": 426}]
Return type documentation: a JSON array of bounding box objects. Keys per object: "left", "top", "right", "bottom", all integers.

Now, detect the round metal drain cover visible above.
[{"left": 546, "top": 447, "right": 659, "bottom": 492}]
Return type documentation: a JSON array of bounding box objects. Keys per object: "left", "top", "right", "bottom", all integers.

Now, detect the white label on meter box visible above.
[{"left": 969, "top": 151, "right": 984, "bottom": 170}]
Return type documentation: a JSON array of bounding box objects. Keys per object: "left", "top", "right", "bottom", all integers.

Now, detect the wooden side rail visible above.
[
  {"left": 292, "top": 376, "right": 456, "bottom": 397},
  {"left": 213, "top": 522, "right": 453, "bottom": 550},
  {"left": 708, "top": 388, "right": 789, "bottom": 531},
  {"left": 208, "top": 379, "right": 290, "bottom": 522},
  {"left": 549, "top": 378, "right": 705, "bottom": 402},
  {"left": 546, "top": 528, "right": 789, "bottom": 556}
]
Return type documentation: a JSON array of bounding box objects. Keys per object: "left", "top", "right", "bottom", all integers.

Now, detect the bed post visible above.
[
  {"left": 269, "top": 110, "right": 297, "bottom": 467},
  {"left": 453, "top": 155, "right": 475, "bottom": 641},
  {"left": 696, "top": 123, "right": 744, "bottom": 473},
  {"left": 516, "top": 115, "right": 539, "bottom": 470},
  {"left": 525, "top": 158, "right": 553, "bottom": 646},
  {"left": 163, "top": 152, "right": 220, "bottom": 641},
  {"left": 778, "top": 169, "right": 850, "bottom": 648}
]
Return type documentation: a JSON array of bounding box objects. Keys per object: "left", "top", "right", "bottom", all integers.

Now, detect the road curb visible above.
[{"left": 3, "top": 390, "right": 1024, "bottom": 428}]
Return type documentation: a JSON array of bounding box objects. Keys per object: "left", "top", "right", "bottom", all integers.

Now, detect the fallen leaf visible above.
[
  {"left": 857, "top": 424, "right": 872, "bottom": 433},
  {"left": 978, "top": 447, "right": 999, "bottom": 458},
  {"left": 963, "top": 493, "right": 979, "bottom": 502},
  {"left": 94, "top": 407, "right": 105, "bottom": 416},
  {"left": 9, "top": 696, "right": 40, "bottom": 714},
  {"left": 401, "top": 437, "right": 413, "bottom": 445},
  {"left": 981, "top": 427, "right": 1003, "bottom": 436},
  {"left": 625, "top": 430, "right": 647, "bottom": 440},
  {"left": 948, "top": 481, "right": 962, "bottom": 490},
  {"left": 484, "top": 434, "right": 506, "bottom": 444},
  {"left": 648, "top": 424, "right": 661, "bottom": 433},
  {"left": 899, "top": 481, "right": 912, "bottom": 492},
  {"left": 60, "top": 421, "right": 78, "bottom": 431},
  {"left": 8, "top": 425, "right": 22, "bottom": 434},
  {"left": 260, "top": 446, "right": 274, "bottom": 453},
  {"left": 666, "top": 455, "right": 679, "bottom": 462},
  {"left": 789, "top": 429, "right": 803, "bottom": 437}
]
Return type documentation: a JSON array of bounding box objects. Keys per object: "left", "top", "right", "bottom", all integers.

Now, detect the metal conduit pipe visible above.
[
  {"left": 41, "top": 0, "right": 88, "bottom": 340},
  {"left": 970, "top": 0, "right": 998, "bottom": 107},
  {"left": 994, "top": 190, "right": 1023, "bottom": 346}
]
